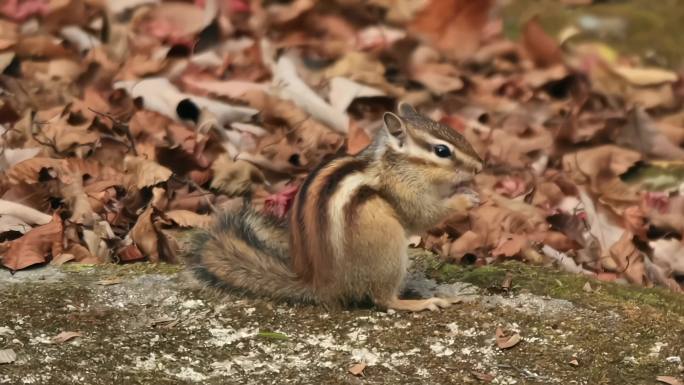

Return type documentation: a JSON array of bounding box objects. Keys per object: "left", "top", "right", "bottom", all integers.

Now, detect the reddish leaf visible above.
[
  {"left": 346, "top": 120, "right": 372, "bottom": 155},
  {"left": 263, "top": 185, "right": 300, "bottom": 219},
  {"left": 2, "top": 213, "right": 63, "bottom": 272},
  {"left": 0, "top": 0, "right": 48, "bottom": 22},
  {"left": 118, "top": 244, "right": 145, "bottom": 263},
  {"left": 348, "top": 362, "right": 366, "bottom": 376},
  {"left": 409, "top": 0, "right": 494, "bottom": 61},
  {"left": 522, "top": 16, "right": 563, "bottom": 68}
]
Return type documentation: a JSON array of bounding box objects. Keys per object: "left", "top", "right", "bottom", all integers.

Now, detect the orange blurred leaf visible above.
[{"left": 2, "top": 212, "right": 63, "bottom": 271}]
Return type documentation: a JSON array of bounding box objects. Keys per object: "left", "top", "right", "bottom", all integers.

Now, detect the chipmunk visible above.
[{"left": 186, "top": 103, "right": 483, "bottom": 311}]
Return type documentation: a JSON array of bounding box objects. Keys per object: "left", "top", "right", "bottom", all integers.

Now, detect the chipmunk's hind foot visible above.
[{"left": 384, "top": 297, "right": 452, "bottom": 312}]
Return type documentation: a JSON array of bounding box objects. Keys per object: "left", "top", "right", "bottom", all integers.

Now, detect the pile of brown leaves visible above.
[{"left": 0, "top": 0, "right": 683, "bottom": 292}]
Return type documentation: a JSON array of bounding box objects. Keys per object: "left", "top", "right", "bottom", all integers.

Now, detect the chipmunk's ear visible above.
[
  {"left": 383, "top": 112, "right": 406, "bottom": 143},
  {"left": 397, "top": 102, "right": 418, "bottom": 117}
]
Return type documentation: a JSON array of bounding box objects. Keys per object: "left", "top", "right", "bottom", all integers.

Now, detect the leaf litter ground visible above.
[{"left": 1, "top": 0, "right": 683, "bottom": 292}]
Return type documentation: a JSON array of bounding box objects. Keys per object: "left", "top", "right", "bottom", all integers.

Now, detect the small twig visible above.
[
  {"left": 31, "top": 130, "right": 62, "bottom": 157},
  {"left": 88, "top": 107, "right": 138, "bottom": 155},
  {"left": 171, "top": 174, "right": 217, "bottom": 213}
]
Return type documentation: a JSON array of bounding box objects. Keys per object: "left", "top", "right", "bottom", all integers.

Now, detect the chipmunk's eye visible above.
[{"left": 433, "top": 144, "right": 451, "bottom": 158}]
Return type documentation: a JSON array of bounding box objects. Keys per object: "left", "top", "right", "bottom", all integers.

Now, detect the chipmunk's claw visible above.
[
  {"left": 460, "top": 190, "right": 481, "bottom": 208},
  {"left": 446, "top": 189, "right": 481, "bottom": 212}
]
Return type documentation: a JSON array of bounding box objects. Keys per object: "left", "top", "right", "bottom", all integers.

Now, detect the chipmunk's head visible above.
[{"left": 380, "top": 102, "right": 484, "bottom": 198}]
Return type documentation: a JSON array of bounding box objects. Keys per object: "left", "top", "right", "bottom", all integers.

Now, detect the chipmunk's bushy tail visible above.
[{"left": 185, "top": 206, "right": 315, "bottom": 303}]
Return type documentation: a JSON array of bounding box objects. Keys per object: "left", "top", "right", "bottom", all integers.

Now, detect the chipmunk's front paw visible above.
[
  {"left": 460, "top": 190, "right": 480, "bottom": 208},
  {"left": 447, "top": 189, "right": 481, "bottom": 211}
]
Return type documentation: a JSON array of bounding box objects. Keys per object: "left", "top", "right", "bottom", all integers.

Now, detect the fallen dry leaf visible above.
[
  {"left": 164, "top": 210, "right": 213, "bottom": 229},
  {"left": 348, "top": 362, "right": 366, "bottom": 376},
  {"left": 52, "top": 331, "right": 82, "bottom": 343},
  {"left": 657, "top": 376, "right": 684, "bottom": 385},
  {"left": 617, "top": 108, "right": 684, "bottom": 160},
  {"left": 118, "top": 243, "right": 146, "bottom": 263},
  {"left": 50, "top": 253, "right": 75, "bottom": 267},
  {"left": 495, "top": 327, "right": 522, "bottom": 349},
  {"left": 446, "top": 231, "right": 483, "bottom": 262},
  {"left": 124, "top": 155, "right": 173, "bottom": 189},
  {"left": 0, "top": 199, "right": 51, "bottom": 225},
  {"left": 346, "top": 120, "right": 372, "bottom": 155},
  {"left": 611, "top": 66, "right": 678, "bottom": 86},
  {"left": 130, "top": 206, "right": 162, "bottom": 262},
  {"left": 608, "top": 230, "right": 645, "bottom": 285},
  {"left": 409, "top": 0, "right": 494, "bottom": 61},
  {"left": 0, "top": 0, "right": 48, "bottom": 22},
  {"left": 522, "top": 16, "right": 563, "bottom": 68},
  {"left": 2, "top": 213, "right": 63, "bottom": 271}
]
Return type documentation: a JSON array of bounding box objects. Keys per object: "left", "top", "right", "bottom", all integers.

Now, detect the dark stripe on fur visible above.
[
  {"left": 294, "top": 154, "right": 338, "bottom": 232},
  {"left": 317, "top": 159, "right": 370, "bottom": 225},
  {"left": 191, "top": 265, "right": 234, "bottom": 292},
  {"left": 217, "top": 205, "right": 288, "bottom": 261},
  {"left": 311, "top": 159, "right": 369, "bottom": 284},
  {"left": 289, "top": 153, "right": 342, "bottom": 285},
  {"left": 410, "top": 134, "right": 434, "bottom": 153},
  {"left": 344, "top": 185, "right": 377, "bottom": 227},
  {"left": 383, "top": 146, "right": 433, "bottom": 168},
  {"left": 402, "top": 112, "right": 482, "bottom": 162}
]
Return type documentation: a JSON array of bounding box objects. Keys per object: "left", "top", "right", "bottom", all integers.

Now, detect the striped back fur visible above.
[{"left": 289, "top": 154, "right": 371, "bottom": 288}]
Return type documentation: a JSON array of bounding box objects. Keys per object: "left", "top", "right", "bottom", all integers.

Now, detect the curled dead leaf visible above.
[{"left": 495, "top": 327, "right": 522, "bottom": 349}]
